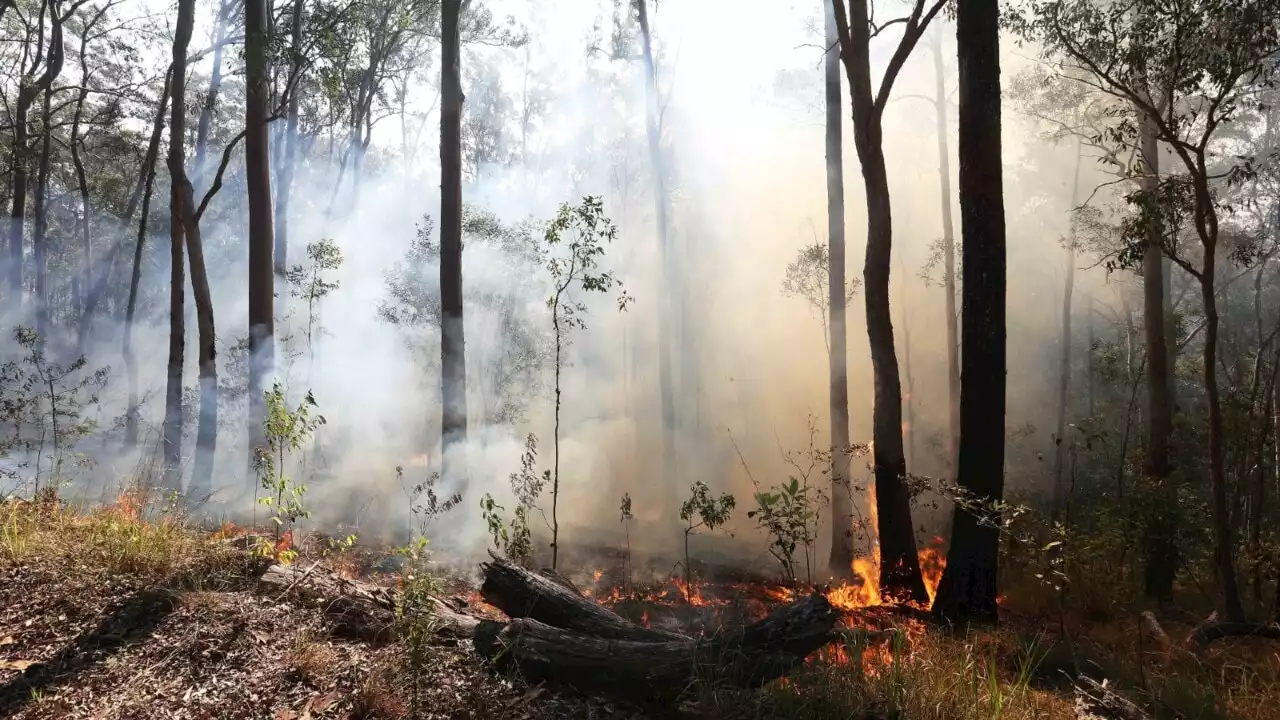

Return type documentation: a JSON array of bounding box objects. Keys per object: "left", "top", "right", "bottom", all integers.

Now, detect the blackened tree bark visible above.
[
  {"left": 1139, "top": 106, "right": 1176, "bottom": 602},
  {"left": 931, "top": 0, "right": 1007, "bottom": 627},
  {"left": 164, "top": 0, "right": 197, "bottom": 491},
  {"left": 823, "top": 0, "right": 855, "bottom": 578},
  {"left": 246, "top": 0, "right": 276, "bottom": 481},
  {"left": 124, "top": 69, "right": 172, "bottom": 449},
  {"left": 930, "top": 27, "right": 960, "bottom": 482},
  {"left": 440, "top": 0, "right": 469, "bottom": 492},
  {"left": 831, "top": 0, "right": 945, "bottom": 604},
  {"left": 636, "top": 0, "right": 678, "bottom": 506}
]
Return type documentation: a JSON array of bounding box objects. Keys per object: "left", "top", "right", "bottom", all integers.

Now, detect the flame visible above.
[
  {"left": 592, "top": 569, "right": 604, "bottom": 583},
  {"left": 111, "top": 492, "right": 141, "bottom": 522},
  {"left": 640, "top": 610, "right": 650, "bottom": 628},
  {"left": 673, "top": 577, "right": 713, "bottom": 607}
]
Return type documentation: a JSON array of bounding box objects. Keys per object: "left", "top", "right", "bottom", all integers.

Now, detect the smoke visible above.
[{"left": 2, "top": 0, "right": 1130, "bottom": 574}]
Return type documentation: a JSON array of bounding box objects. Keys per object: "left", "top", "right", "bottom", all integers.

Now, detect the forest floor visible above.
[{"left": 0, "top": 493, "right": 1276, "bottom": 720}]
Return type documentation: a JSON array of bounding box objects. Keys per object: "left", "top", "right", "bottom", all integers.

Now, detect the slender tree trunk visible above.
[
  {"left": 176, "top": 170, "right": 218, "bottom": 505},
  {"left": 247, "top": 0, "right": 277, "bottom": 480},
  {"left": 32, "top": 86, "right": 53, "bottom": 339},
  {"left": 9, "top": 97, "right": 32, "bottom": 305},
  {"left": 840, "top": 0, "right": 927, "bottom": 603},
  {"left": 164, "top": 2, "right": 197, "bottom": 492},
  {"left": 932, "top": 0, "right": 1006, "bottom": 626},
  {"left": 440, "top": 0, "right": 469, "bottom": 493},
  {"left": 1201, "top": 268, "right": 1246, "bottom": 622},
  {"left": 635, "top": 0, "right": 678, "bottom": 509},
  {"left": 275, "top": 0, "right": 304, "bottom": 291},
  {"left": 931, "top": 26, "right": 960, "bottom": 483},
  {"left": 898, "top": 248, "right": 917, "bottom": 472},
  {"left": 1050, "top": 142, "right": 1083, "bottom": 521},
  {"left": 70, "top": 78, "right": 91, "bottom": 331},
  {"left": 194, "top": 0, "right": 232, "bottom": 190},
  {"left": 823, "top": 0, "right": 854, "bottom": 577},
  {"left": 124, "top": 69, "right": 172, "bottom": 449},
  {"left": 1139, "top": 105, "right": 1177, "bottom": 601}
]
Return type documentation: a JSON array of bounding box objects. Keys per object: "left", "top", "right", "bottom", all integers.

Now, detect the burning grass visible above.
[{"left": 3, "top": 495, "right": 1278, "bottom": 720}]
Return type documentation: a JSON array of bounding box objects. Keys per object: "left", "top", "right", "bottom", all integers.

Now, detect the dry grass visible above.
[{"left": 4, "top": 494, "right": 1279, "bottom": 719}]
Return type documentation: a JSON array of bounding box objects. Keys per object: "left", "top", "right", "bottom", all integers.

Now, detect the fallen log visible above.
[
  {"left": 1073, "top": 676, "right": 1150, "bottom": 720},
  {"left": 257, "top": 563, "right": 481, "bottom": 642},
  {"left": 480, "top": 554, "right": 687, "bottom": 642},
  {"left": 473, "top": 591, "right": 840, "bottom": 702}
]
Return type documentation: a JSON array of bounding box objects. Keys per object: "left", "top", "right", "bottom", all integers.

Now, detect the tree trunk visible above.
[
  {"left": 440, "top": 0, "right": 469, "bottom": 493},
  {"left": 164, "top": 1, "right": 197, "bottom": 493},
  {"left": 636, "top": 0, "right": 679, "bottom": 508},
  {"left": 32, "top": 86, "right": 53, "bottom": 340},
  {"left": 823, "top": 0, "right": 855, "bottom": 578},
  {"left": 124, "top": 69, "right": 172, "bottom": 449},
  {"left": 1201, "top": 274, "right": 1246, "bottom": 622},
  {"left": 931, "top": 26, "right": 960, "bottom": 483},
  {"left": 247, "top": 0, "right": 277, "bottom": 482},
  {"left": 839, "top": 0, "right": 927, "bottom": 604},
  {"left": 8, "top": 99, "right": 29, "bottom": 307},
  {"left": 932, "top": 0, "right": 1006, "bottom": 627},
  {"left": 1050, "top": 142, "right": 1083, "bottom": 521},
  {"left": 274, "top": 0, "right": 304, "bottom": 292},
  {"left": 194, "top": 0, "right": 232, "bottom": 191},
  {"left": 1139, "top": 105, "right": 1176, "bottom": 601},
  {"left": 175, "top": 169, "right": 218, "bottom": 505}
]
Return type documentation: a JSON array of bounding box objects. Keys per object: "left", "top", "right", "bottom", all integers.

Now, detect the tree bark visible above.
[
  {"left": 124, "top": 69, "right": 172, "bottom": 449},
  {"left": 1050, "top": 142, "right": 1083, "bottom": 521},
  {"left": 440, "top": 0, "right": 469, "bottom": 493},
  {"left": 194, "top": 0, "right": 233, "bottom": 191},
  {"left": 823, "top": 0, "right": 855, "bottom": 578},
  {"left": 247, "top": 0, "right": 277, "bottom": 482},
  {"left": 32, "top": 86, "right": 53, "bottom": 340},
  {"left": 164, "top": 0, "right": 197, "bottom": 492},
  {"left": 174, "top": 170, "right": 218, "bottom": 505},
  {"left": 831, "top": 0, "right": 933, "bottom": 604},
  {"left": 931, "top": 0, "right": 1006, "bottom": 627},
  {"left": 1201, "top": 271, "right": 1246, "bottom": 622},
  {"left": 1140, "top": 105, "right": 1176, "bottom": 602},
  {"left": 636, "top": 0, "right": 678, "bottom": 508},
  {"left": 274, "top": 0, "right": 304, "bottom": 292},
  {"left": 6, "top": 1, "right": 69, "bottom": 306},
  {"left": 931, "top": 27, "right": 960, "bottom": 483}
]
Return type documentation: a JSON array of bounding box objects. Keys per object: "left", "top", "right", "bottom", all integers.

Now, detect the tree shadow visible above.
[{"left": 0, "top": 587, "right": 179, "bottom": 715}]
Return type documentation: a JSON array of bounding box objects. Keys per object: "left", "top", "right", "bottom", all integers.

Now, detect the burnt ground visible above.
[{"left": 0, "top": 508, "right": 661, "bottom": 720}]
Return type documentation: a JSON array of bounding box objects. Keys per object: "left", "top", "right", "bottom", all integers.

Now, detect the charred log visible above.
[
  {"left": 473, "top": 592, "right": 840, "bottom": 702},
  {"left": 1187, "top": 614, "right": 1280, "bottom": 650},
  {"left": 480, "top": 555, "right": 687, "bottom": 642}
]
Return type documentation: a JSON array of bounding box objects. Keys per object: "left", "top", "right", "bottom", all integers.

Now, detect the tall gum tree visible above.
[
  {"left": 163, "top": 0, "right": 198, "bottom": 491},
  {"left": 823, "top": 0, "right": 855, "bottom": 577},
  {"left": 931, "top": 0, "right": 1007, "bottom": 627},
  {"left": 635, "top": 0, "right": 679, "bottom": 510},
  {"left": 831, "top": 0, "right": 945, "bottom": 603},
  {"left": 440, "top": 0, "right": 470, "bottom": 493},
  {"left": 246, "top": 0, "right": 276, "bottom": 479}
]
